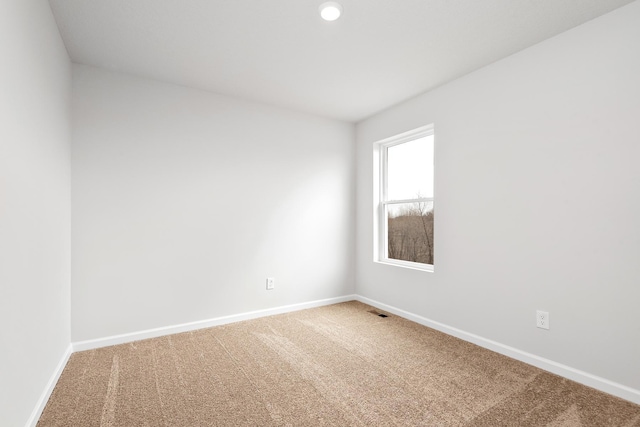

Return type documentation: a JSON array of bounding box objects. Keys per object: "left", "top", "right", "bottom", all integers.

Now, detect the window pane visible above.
[
  {"left": 387, "top": 135, "right": 434, "bottom": 200},
  {"left": 387, "top": 201, "right": 434, "bottom": 265}
]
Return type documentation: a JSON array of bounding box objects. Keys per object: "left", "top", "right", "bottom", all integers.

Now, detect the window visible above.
[{"left": 374, "top": 125, "right": 434, "bottom": 271}]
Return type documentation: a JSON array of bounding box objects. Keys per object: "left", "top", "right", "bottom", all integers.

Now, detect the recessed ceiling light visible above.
[{"left": 319, "top": 2, "right": 343, "bottom": 21}]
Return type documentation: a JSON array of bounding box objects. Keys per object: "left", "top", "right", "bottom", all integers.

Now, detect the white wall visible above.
[
  {"left": 356, "top": 1, "right": 640, "bottom": 393},
  {"left": 71, "top": 65, "right": 355, "bottom": 342},
  {"left": 0, "top": 1, "right": 71, "bottom": 426}
]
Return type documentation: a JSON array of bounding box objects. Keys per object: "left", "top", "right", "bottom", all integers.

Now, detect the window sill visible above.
[{"left": 375, "top": 259, "right": 434, "bottom": 273}]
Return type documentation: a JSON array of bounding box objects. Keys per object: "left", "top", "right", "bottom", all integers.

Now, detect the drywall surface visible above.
[
  {"left": 0, "top": 1, "right": 71, "bottom": 425},
  {"left": 71, "top": 65, "right": 355, "bottom": 341},
  {"left": 356, "top": 2, "right": 640, "bottom": 391}
]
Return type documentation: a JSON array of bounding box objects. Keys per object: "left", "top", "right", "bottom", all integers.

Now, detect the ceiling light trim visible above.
[{"left": 319, "top": 2, "right": 343, "bottom": 21}]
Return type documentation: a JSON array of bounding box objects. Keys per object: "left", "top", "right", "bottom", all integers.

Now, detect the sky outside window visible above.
[{"left": 387, "top": 135, "right": 434, "bottom": 200}]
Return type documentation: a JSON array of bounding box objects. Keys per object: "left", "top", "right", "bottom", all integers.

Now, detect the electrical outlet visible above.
[
  {"left": 266, "top": 277, "right": 275, "bottom": 290},
  {"left": 536, "top": 310, "right": 549, "bottom": 330}
]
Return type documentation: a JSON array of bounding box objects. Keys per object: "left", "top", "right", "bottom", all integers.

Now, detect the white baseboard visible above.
[
  {"left": 355, "top": 295, "right": 640, "bottom": 405},
  {"left": 26, "top": 344, "right": 73, "bottom": 427},
  {"left": 72, "top": 295, "right": 357, "bottom": 352}
]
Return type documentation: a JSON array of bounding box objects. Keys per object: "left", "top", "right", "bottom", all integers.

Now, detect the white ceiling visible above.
[{"left": 49, "top": 0, "right": 634, "bottom": 122}]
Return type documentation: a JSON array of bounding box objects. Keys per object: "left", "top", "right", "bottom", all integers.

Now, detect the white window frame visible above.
[{"left": 374, "top": 124, "right": 434, "bottom": 272}]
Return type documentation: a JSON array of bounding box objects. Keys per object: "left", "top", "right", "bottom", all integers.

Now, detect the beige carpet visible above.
[{"left": 38, "top": 301, "right": 640, "bottom": 426}]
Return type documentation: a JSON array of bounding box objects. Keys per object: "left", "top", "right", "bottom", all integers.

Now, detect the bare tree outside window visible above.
[{"left": 387, "top": 199, "right": 433, "bottom": 265}]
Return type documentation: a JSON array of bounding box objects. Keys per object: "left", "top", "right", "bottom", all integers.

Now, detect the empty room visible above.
[{"left": 2, "top": 0, "right": 640, "bottom": 425}]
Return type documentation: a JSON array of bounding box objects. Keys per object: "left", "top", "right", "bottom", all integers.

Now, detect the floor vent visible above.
[{"left": 368, "top": 310, "right": 389, "bottom": 318}]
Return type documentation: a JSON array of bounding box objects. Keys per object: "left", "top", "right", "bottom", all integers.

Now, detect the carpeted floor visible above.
[{"left": 38, "top": 301, "right": 640, "bottom": 426}]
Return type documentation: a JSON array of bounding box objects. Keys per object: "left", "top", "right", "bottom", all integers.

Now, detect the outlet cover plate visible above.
[
  {"left": 266, "top": 277, "right": 275, "bottom": 290},
  {"left": 536, "top": 310, "right": 549, "bottom": 330}
]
